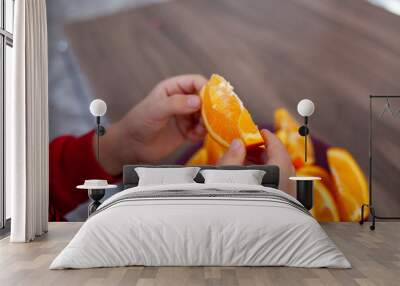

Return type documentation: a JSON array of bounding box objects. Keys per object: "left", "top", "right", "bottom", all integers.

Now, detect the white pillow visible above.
[
  {"left": 200, "top": 169, "right": 266, "bottom": 185},
  {"left": 135, "top": 167, "right": 200, "bottom": 186}
]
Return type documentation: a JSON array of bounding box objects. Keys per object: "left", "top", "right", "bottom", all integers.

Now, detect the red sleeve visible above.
[{"left": 49, "top": 130, "right": 121, "bottom": 221}]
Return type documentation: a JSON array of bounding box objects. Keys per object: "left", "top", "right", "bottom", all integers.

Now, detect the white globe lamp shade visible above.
[
  {"left": 90, "top": 99, "right": 107, "bottom": 117},
  {"left": 297, "top": 99, "right": 315, "bottom": 117}
]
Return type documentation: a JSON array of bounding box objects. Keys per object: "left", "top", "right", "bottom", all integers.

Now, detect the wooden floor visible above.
[
  {"left": 0, "top": 222, "right": 399, "bottom": 286},
  {"left": 64, "top": 0, "right": 400, "bottom": 217}
]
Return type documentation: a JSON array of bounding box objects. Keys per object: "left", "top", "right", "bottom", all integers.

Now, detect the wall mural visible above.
[{"left": 47, "top": 0, "right": 400, "bottom": 222}]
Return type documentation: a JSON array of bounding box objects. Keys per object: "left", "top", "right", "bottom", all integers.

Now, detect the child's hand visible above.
[
  {"left": 100, "top": 74, "right": 207, "bottom": 175},
  {"left": 218, "top": 129, "right": 296, "bottom": 196}
]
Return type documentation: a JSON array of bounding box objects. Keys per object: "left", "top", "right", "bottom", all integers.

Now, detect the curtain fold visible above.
[{"left": 8, "top": 0, "right": 49, "bottom": 242}]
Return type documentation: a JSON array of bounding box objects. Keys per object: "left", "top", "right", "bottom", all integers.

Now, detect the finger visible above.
[
  {"left": 185, "top": 124, "right": 207, "bottom": 142},
  {"left": 194, "top": 123, "right": 206, "bottom": 136},
  {"left": 160, "top": 74, "right": 207, "bottom": 96},
  {"left": 183, "top": 125, "right": 206, "bottom": 141},
  {"left": 157, "top": 94, "right": 201, "bottom": 119},
  {"left": 261, "top": 129, "right": 285, "bottom": 160},
  {"left": 218, "top": 139, "right": 246, "bottom": 165},
  {"left": 261, "top": 129, "right": 296, "bottom": 197},
  {"left": 186, "top": 132, "right": 205, "bottom": 143}
]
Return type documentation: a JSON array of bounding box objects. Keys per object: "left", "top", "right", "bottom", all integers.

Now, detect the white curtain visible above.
[{"left": 7, "top": 0, "right": 49, "bottom": 242}]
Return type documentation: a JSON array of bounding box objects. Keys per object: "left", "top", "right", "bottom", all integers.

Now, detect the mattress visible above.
[{"left": 50, "top": 183, "right": 350, "bottom": 269}]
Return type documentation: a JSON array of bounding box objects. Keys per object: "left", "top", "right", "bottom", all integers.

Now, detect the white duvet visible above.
[{"left": 50, "top": 183, "right": 350, "bottom": 269}]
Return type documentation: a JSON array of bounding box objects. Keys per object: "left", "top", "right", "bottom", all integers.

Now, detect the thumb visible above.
[
  {"left": 261, "top": 129, "right": 288, "bottom": 162},
  {"left": 157, "top": 94, "right": 201, "bottom": 119},
  {"left": 218, "top": 139, "right": 246, "bottom": 165}
]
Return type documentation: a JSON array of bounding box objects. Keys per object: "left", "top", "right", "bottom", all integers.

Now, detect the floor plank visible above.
[{"left": 0, "top": 222, "right": 399, "bottom": 285}]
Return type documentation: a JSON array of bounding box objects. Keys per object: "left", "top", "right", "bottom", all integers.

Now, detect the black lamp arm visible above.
[
  {"left": 95, "top": 116, "right": 106, "bottom": 136},
  {"left": 305, "top": 116, "right": 308, "bottom": 162},
  {"left": 95, "top": 116, "right": 106, "bottom": 161},
  {"left": 298, "top": 116, "right": 309, "bottom": 162}
]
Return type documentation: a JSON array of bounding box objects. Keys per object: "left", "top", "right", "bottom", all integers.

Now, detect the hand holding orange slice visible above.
[
  {"left": 200, "top": 74, "right": 264, "bottom": 149},
  {"left": 187, "top": 82, "right": 368, "bottom": 223}
]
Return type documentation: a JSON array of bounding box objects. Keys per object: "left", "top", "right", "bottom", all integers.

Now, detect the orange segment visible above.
[
  {"left": 274, "top": 108, "right": 315, "bottom": 168},
  {"left": 327, "top": 148, "right": 369, "bottom": 221},
  {"left": 186, "top": 147, "right": 208, "bottom": 166},
  {"left": 275, "top": 108, "right": 299, "bottom": 131},
  {"left": 297, "top": 166, "right": 340, "bottom": 222},
  {"left": 238, "top": 109, "right": 264, "bottom": 148},
  {"left": 311, "top": 181, "right": 340, "bottom": 222},
  {"left": 205, "top": 134, "right": 227, "bottom": 164},
  {"left": 201, "top": 74, "right": 264, "bottom": 148},
  {"left": 296, "top": 165, "right": 334, "bottom": 190},
  {"left": 186, "top": 135, "right": 228, "bottom": 166},
  {"left": 201, "top": 83, "right": 240, "bottom": 146}
]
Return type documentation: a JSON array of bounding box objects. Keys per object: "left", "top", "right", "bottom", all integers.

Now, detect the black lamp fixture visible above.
[
  {"left": 89, "top": 99, "right": 107, "bottom": 161},
  {"left": 297, "top": 99, "right": 315, "bottom": 162},
  {"left": 83, "top": 99, "right": 109, "bottom": 216},
  {"left": 289, "top": 99, "right": 319, "bottom": 211}
]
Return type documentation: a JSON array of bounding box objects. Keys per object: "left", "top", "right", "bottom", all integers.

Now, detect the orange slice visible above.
[
  {"left": 274, "top": 108, "right": 315, "bottom": 168},
  {"left": 186, "top": 147, "right": 208, "bottom": 166},
  {"left": 275, "top": 108, "right": 299, "bottom": 131},
  {"left": 311, "top": 181, "right": 340, "bottom": 222},
  {"left": 186, "top": 135, "right": 228, "bottom": 165},
  {"left": 200, "top": 74, "right": 264, "bottom": 148},
  {"left": 205, "top": 134, "right": 227, "bottom": 164},
  {"left": 296, "top": 165, "right": 334, "bottom": 190},
  {"left": 327, "top": 148, "right": 369, "bottom": 221},
  {"left": 297, "top": 166, "right": 340, "bottom": 222}
]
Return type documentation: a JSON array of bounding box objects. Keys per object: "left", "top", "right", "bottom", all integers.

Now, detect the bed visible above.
[{"left": 50, "top": 165, "right": 350, "bottom": 269}]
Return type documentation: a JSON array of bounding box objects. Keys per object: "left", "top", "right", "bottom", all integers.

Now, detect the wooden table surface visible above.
[
  {"left": 65, "top": 0, "right": 400, "bottom": 216},
  {"left": 1, "top": 222, "right": 399, "bottom": 286}
]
